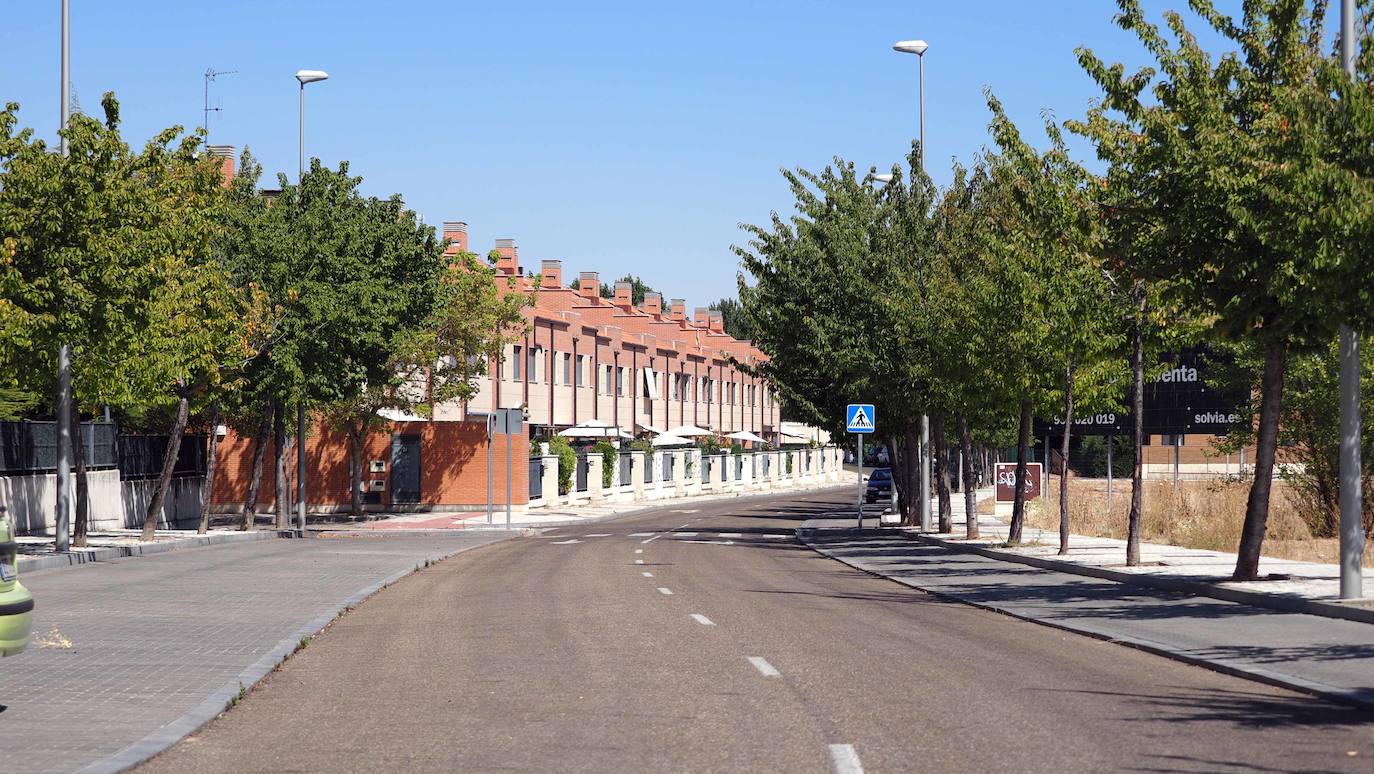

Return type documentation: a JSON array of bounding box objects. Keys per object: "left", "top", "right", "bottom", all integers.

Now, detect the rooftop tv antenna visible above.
[{"left": 203, "top": 67, "right": 238, "bottom": 141}]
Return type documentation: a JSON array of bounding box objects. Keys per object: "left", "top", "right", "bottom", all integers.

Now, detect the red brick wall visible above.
[{"left": 210, "top": 419, "right": 528, "bottom": 510}]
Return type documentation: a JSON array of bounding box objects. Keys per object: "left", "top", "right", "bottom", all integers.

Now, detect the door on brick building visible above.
[{"left": 391, "top": 434, "right": 422, "bottom": 504}]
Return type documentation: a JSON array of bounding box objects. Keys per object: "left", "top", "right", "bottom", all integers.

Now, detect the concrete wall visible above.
[
  {"left": 2, "top": 469, "right": 122, "bottom": 535},
  {"left": 122, "top": 476, "right": 205, "bottom": 531}
]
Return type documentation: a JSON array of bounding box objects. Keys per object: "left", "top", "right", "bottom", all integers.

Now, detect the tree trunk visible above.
[
  {"left": 142, "top": 390, "right": 189, "bottom": 541},
  {"left": 1058, "top": 358, "right": 1076, "bottom": 556},
  {"left": 273, "top": 401, "right": 288, "bottom": 529},
  {"left": 198, "top": 401, "right": 221, "bottom": 535},
  {"left": 903, "top": 426, "right": 922, "bottom": 525},
  {"left": 933, "top": 415, "right": 952, "bottom": 533},
  {"left": 68, "top": 398, "right": 91, "bottom": 547},
  {"left": 1233, "top": 337, "right": 1288, "bottom": 581},
  {"left": 242, "top": 404, "right": 273, "bottom": 531},
  {"left": 960, "top": 416, "right": 978, "bottom": 539},
  {"left": 1127, "top": 284, "right": 1146, "bottom": 566},
  {"left": 1009, "top": 397, "right": 1033, "bottom": 544},
  {"left": 349, "top": 422, "right": 365, "bottom": 521}
]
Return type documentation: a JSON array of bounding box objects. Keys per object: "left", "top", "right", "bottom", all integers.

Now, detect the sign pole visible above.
[
  {"left": 856, "top": 434, "right": 864, "bottom": 530},
  {"left": 486, "top": 414, "right": 494, "bottom": 525},
  {"left": 1106, "top": 434, "right": 1114, "bottom": 514},
  {"left": 505, "top": 415, "right": 512, "bottom": 530}
]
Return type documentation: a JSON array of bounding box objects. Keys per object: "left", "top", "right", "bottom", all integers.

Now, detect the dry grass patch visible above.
[{"left": 1026, "top": 477, "right": 1374, "bottom": 567}]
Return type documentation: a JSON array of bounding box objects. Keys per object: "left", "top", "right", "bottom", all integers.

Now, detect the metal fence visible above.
[
  {"left": 702, "top": 455, "right": 713, "bottom": 482},
  {"left": 761, "top": 454, "right": 771, "bottom": 476},
  {"left": 117, "top": 433, "right": 207, "bottom": 480},
  {"left": 618, "top": 454, "right": 633, "bottom": 487},
  {"left": 2, "top": 420, "right": 118, "bottom": 474},
  {"left": 529, "top": 458, "right": 543, "bottom": 499},
  {"left": 575, "top": 455, "right": 589, "bottom": 492},
  {"left": 734, "top": 455, "right": 743, "bottom": 481},
  {"left": 643, "top": 455, "right": 653, "bottom": 484},
  {"left": 661, "top": 453, "right": 673, "bottom": 481}
]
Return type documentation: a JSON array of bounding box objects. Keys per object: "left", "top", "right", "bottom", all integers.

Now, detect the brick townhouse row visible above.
[{"left": 433, "top": 222, "right": 782, "bottom": 443}]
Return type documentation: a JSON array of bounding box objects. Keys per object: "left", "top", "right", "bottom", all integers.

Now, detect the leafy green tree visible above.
[
  {"left": 0, "top": 94, "right": 246, "bottom": 544},
  {"left": 1075, "top": 0, "right": 1374, "bottom": 578}
]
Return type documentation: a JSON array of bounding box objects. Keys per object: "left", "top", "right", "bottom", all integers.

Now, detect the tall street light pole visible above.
[
  {"left": 55, "top": 0, "right": 72, "bottom": 553},
  {"left": 1338, "top": 1, "right": 1364, "bottom": 600},
  {"left": 295, "top": 69, "right": 328, "bottom": 534},
  {"left": 894, "top": 39, "right": 932, "bottom": 532}
]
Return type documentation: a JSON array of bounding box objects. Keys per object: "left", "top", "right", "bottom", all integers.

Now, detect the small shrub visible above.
[
  {"left": 549, "top": 436, "right": 576, "bottom": 494},
  {"left": 593, "top": 440, "right": 617, "bottom": 488}
]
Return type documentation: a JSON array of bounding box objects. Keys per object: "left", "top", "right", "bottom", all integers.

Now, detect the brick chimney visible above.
[
  {"left": 540, "top": 259, "right": 563, "bottom": 289},
  {"left": 709, "top": 310, "right": 724, "bottom": 333},
  {"left": 694, "top": 307, "right": 710, "bottom": 328},
  {"left": 442, "top": 221, "right": 469, "bottom": 254},
  {"left": 669, "top": 299, "right": 687, "bottom": 322},
  {"left": 613, "top": 281, "right": 633, "bottom": 309},
  {"left": 643, "top": 292, "right": 663, "bottom": 317},
  {"left": 578, "top": 271, "right": 601, "bottom": 301},
  {"left": 207, "top": 144, "right": 235, "bottom": 185},
  {"left": 494, "top": 238, "right": 519, "bottom": 275}
]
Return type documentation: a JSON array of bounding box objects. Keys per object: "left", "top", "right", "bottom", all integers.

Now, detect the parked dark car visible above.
[{"left": 864, "top": 467, "right": 893, "bottom": 503}]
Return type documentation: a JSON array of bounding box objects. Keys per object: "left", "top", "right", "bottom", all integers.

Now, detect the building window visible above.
[
  {"left": 562, "top": 353, "right": 571, "bottom": 385},
  {"left": 527, "top": 348, "right": 538, "bottom": 382},
  {"left": 576, "top": 355, "right": 586, "bottom": 387},
  {"left": 512, "top": 346, "right": 522, "bottom": 380}
]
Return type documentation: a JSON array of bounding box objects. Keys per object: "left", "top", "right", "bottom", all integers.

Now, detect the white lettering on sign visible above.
[
  {"left": 995, "top": 470, "right": 1037, "bottom": 491},
  {"left": 1194, "top": 411, "right": 1240, "bottom": 424},
  {"left": 1158, "top": 366, "right": 1199, "bottom": 383}
]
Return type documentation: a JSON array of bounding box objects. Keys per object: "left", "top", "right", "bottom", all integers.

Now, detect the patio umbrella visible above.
[
  {"left": 558, "top": 420, "right": 631, "bottom": 439},
  {"left": 726, "top": 431, "right": 768, "bottom": 444},
  {"left": 666, "top": 424, "right": 713, "bottom": 437},
  {"left": 651, "top": 433, "right": 693, "bottom": 447}
]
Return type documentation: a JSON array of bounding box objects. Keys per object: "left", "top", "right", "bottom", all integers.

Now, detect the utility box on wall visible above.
[{"left": 369, "top": 460, "right": 386, "bottom": 473}]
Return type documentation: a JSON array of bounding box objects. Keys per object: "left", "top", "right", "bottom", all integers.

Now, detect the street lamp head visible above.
[
  {"left": 295, "top": 69, "right": 329, "bottom": 85},
  {"left": 893, "top": 40, "right": 928, "bottom": 56}
]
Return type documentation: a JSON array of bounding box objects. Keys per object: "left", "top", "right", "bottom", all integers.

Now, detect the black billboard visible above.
[{"left": 1035, "top": 349, "right": 1246, "bottom": 437}]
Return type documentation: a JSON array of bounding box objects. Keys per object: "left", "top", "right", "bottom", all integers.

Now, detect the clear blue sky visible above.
[{"left": 2, "top": 1, "right": 1236, "bottom": 307}]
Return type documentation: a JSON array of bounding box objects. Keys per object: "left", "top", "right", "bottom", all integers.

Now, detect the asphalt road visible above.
[{"left": 140, "top": 490, "right": 1374, "bottom": 773}]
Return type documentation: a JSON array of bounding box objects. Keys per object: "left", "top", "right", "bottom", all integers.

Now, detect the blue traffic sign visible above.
[{"left": 846, "top": 404, "right": 875, "bottom": 434}]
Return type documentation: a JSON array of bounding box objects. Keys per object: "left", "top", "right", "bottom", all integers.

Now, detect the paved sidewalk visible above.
[
  {"left": 14, "top": 528, "right": 289, "bottom": 573},
  {"left": 904, "top": 487, "right": 1374, "bottom": 620},
  {"left": 801, "top": 500, "right": 1374, "bottom": 710},
  {"left": 0, "top": 530, "right": 512, "bottom": 774}
]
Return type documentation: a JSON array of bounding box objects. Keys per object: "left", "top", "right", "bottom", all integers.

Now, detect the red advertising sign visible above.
[{"left": 994, "top": 462, "right": 1042, "bottom": 503}]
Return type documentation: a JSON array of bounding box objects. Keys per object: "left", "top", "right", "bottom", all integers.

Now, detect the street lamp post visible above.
[
  {"left": 1338, "top": 0, "right": 1364, "bottom": 600},
  {"left": 55, "top": 0, "right": 72, "bottom": 553},
  {"left": 893, "top": 39, "right": 932, "bottom": 533},
  {"left": 295, "top": 69, "right": 328, "bottom": 534}
]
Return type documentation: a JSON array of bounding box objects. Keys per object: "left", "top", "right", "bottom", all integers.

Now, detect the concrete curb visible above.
[
  {"left": 902, "top": 530, "right": 1374, "bottom": 626},
  {"left": 18, "top": 529, "right": 297, "bottom": 574},
  {"left": 76, "top": 533, "right": 518, "bottom": 774},
  {"left": 797, "top": 527, "right": 1374, "bottom": 712}
]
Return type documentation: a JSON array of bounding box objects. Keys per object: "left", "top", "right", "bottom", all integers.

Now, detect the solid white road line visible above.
[
  {"left": 628, "top": 532, "right": 655, "bottom": 537},
  {"left": 585, "top": 533, "right": 611, "bottom": 537},
  {"left": 747, "top": 656, "right": 781, "bottom": 678},
  {"left": 657, "top": 587, "right": 674, "bottom": 596},
  {"left": 718, "top": 532, "right": 742, "bottom": 538},
  {"left": 671, "top": 510, "right": 700, "bottom": 514},
  {"left": 672, "top": 532, "right": 699, "bottom": 537},
  {"left": 689, "top": 614, "right": 715, "bottom": 626},
  {"left": 641, "top": 572, "right": 654, "bottom": 577},
  {"left": 549, "top": 539, "right": 580, "bottom": 545},
  {"left": 828, "top": 744, "right": 864, "bottom": 774},
  {"left": 641, "top": 534, "right": 662, "bottom": 544},
  {"left": 683, "top": 539, "right": 735, "bottom": 546}
]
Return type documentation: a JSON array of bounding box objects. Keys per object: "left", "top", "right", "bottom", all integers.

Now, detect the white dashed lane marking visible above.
[
  {"left": 689, "top": 614, "right": 715, "bottom": 626},
  {"left": 657, "top": 587, "right": 674, "bottom": 596},
  {"left": 641, "top": 572, "right": 654, "bottom": 577},
  {"left": 829, "top": 744, "right": 864, "bottom": 774},
  {"left": 634, "top": 549, "right": 643, "bottom": 554},
  {"left": 747, "top": 656, "right": 781, "bottom": 678},
  {"left": 549, "top": 539, "right": 580, "bottom": 545},
  {"left": 634, "top": 559, "right": 645, "bottom": 565},
  {"left": 628, "top": 532, "right": 655, "bottom": 537},
  {"left": 585, "top": 533, "right": 611, "bottom": 538}
]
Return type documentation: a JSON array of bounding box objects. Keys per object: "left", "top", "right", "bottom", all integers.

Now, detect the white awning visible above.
[
  {"left": 651, "top": 433, "right": 693, "bottom": 447},
  {"left": 641, "top": 367, "right": 658, "bottom": 398},
  {"left": 636, "top": 421, "right": 665, "bottom": 435}
]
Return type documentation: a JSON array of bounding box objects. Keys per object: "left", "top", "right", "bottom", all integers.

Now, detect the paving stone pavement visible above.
[{"left": 0, "top": 531, "right": 512, "bottom": 774}]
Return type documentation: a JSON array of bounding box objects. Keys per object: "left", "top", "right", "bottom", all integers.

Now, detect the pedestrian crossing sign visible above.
[{"left": 846, "top": 404, "right": 875, "bottom": 434}]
